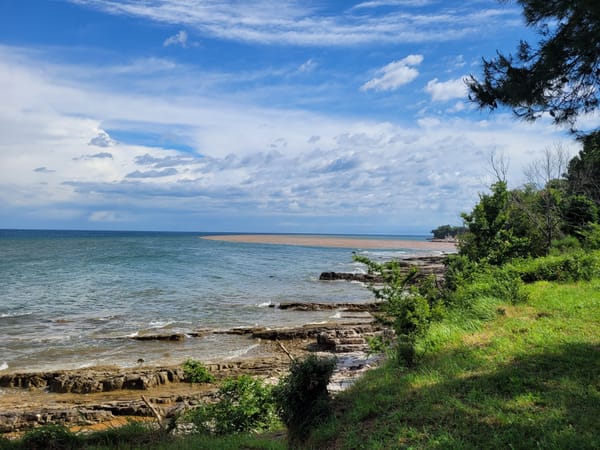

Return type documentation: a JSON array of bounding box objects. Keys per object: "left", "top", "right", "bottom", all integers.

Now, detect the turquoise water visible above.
[{"left": 0, "top": 230, "right": 431, "bottom": 372}]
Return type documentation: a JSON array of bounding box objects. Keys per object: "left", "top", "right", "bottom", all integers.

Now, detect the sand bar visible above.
[{"left": 202, "top": 234, "right": 457, "bottom": 251}]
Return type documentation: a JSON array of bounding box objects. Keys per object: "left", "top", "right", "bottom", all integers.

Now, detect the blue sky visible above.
[{"left": 0, "top": 0, "right": 593, "bottom": 234}]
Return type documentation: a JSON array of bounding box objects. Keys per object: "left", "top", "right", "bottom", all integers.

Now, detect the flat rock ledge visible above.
[
  {"left": 320, "top": 255, "right": 448, "bottom": 283},
  {"left": 0, "top": 320, "right": 387, "bottom": 435}
]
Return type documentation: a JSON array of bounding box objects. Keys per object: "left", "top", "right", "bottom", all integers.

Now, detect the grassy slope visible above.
[{"left": 308, "top": 280, "right": 600, "bottom": 449}]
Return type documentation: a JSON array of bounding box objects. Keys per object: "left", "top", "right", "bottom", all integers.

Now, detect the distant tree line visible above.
[{"left": 430, "top": 224, "right": 466, "bottom": 240}]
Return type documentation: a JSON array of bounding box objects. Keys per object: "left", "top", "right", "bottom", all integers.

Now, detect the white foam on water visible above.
[
  {"left": 224, "top": 343, "right": 260, "bottom": 360},
  {"left": 329, "top": 311, "right": 342, "bottom": 319},
  {"left": 256, "top": 301, "right": 273, "bottom": 308},
  {"left": 76, "top": 362, "right": 94, "bottom": 369},
  {"left": 0, "top": 312, "right": 32, "bottom": 318},
  {"left": 0, "top": 362, "right": 8, "bottom": 371},
  {"left": 149, "top": 320, "right": 175, "bottom": 328}
]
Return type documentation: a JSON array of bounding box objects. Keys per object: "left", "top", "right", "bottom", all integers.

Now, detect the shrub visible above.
[
  {"left": 183, "top": 359, "right": 215, "bottom": 384},
  {"left": 510, "top": 251, "right": 600, "bottom": 282},
  {"left": 550, "top": 235, "right": 582, "bottom": 254},
  {"left": 353, "top": 255, "right": 443, "bottom": 366},
  {"left": 83, "top": 420, "right": 162, "bottom": 447},
  {"left": 186, "top": 375, "right": 278, "bottom": 435},
  {"left": 580, "top": 223, "right": 600, "bottom": 250},
  {"left": 273, "top": 354, "right": 336, "bottom": 446},
  {"left": 19, "top": 425, "right": 78, "bottom": 450},
  {"left": 446, "top": 262, "right": 528, "bottom": 308}
]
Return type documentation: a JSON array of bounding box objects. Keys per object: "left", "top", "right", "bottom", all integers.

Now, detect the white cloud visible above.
[
  {"left": 361, "top": 54, "right": 423, "bottom": 92},
  {"left": 352, "top": 1, "right": 433, "bottom": 9},
  {"left": 89, "top": 210, "right": 128, "bottom": 222},
  {"left": 0, "top": 45, "right": 577, "bottom": 232},
  {"left": 89, "top": 130, "right": 115, "bottom": 147},
  {"left": 425, "top": 77, "right": 468, "bottom": 102},
  {"left": 298, "top": 58, "right": 317, "bottom": 73},
  {"left": 163, "top": 30, "right": 188, "bottom": 47},
  {"left": 68, "top": 0, "right": 522, "bottom": 46}
]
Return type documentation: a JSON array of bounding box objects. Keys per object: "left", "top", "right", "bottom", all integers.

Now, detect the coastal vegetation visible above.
[
  {"left": 430, "top": 224, "right": 465, "bottom": 240},
  {"left": 182, "top": 359, "right": 215, "bottom": 384}
]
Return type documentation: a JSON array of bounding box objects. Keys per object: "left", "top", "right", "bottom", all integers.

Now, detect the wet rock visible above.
[
  {"left": 2, "top": 368, "right": 187, "bottom": 394},
  {"left": 319, "top": 272, "right": 381, "bottom": 282},
  {"left": 317, "top": 328, "right": 368, "bottom": 353},
  {"left": 131, "top": 334, "right": 185, "bottom": 342},
  {"left": 277, "top": 302, "right": 380, "bottom": 311},
  {"left": 320, "top": 255, "right": 448, "bottom": 283},
  {"left": 0, "top": 408, "right": 115, "bottom": 433}
]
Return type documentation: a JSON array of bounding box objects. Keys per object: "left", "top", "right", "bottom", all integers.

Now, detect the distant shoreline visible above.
[{"left": 202, "top": 234, "right": 457, "bottom": 251}]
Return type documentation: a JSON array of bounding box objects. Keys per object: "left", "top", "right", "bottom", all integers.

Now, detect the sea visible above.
[{"left": 0, "top": 230, "right": 435, "bottom": 373}]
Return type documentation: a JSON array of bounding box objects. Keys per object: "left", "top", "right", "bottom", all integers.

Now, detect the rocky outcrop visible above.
[
  {"left": 216, "top": 322, "right": 382, "bottom": 341},
  {"left": 319, "top": 272, "right": 382, "bottom": 282},
  {"left": 131, "top": 334, "right": 185, "bottom": 342},
  {"left": 0, "top": 368, "right": 186, "bottom": 394},
  {"left": 277, "top": 302, "right": 381, "bottom": 311},
  {"left": 320, "top": 255, "right": 448, "bottom": 283},
  {"left": 0, "top": 408, "right": 116, "bottom": 434},
  {"left": 0, "top": 392, "right": 219, "bottom": 434}
]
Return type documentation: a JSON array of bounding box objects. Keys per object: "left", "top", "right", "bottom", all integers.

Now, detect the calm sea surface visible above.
[{"left": 0, "top": 230, "right": 433, "bottom": 372}]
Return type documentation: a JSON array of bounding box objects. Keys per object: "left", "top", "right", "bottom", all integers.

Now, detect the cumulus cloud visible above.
[
  {"left": 361, "top": 55, "right": 423, "bottom": 92},
  {"left": 134, "top": 153, "right": 198, "bottom": 168},
  {"left": 425, "top": 77, "right": 468, "bottom": 102},
  {"left": 88, "top": 131, "right": 115, "bottom": 147},
  {"left": 163, "top": 30, "right": 188, "bottom": 47},
  {"left": 126, "top": 168, "right": 179, "bottom": 178},
  {"left": 0, "top": 44, "right": 576, "bottom": 233},
  {"left": 33, "top": 167, "right": 55, "bottom": 173},
  {"left": 74, "top": 152, "right": 113, "bottom": 160}
]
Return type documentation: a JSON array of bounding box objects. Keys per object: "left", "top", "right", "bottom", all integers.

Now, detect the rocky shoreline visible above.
[
  {"left": 0, "top": 255, "right": 448, "bottom": 436},
  {"left": 0, "top": 309, "right": 385, "bottom": 435}
]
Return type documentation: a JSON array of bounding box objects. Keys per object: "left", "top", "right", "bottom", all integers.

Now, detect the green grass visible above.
[
  {"left": 307, "top": 279, "right": 600, "bottom": 449},
  {"left": 0, "top": 422, "right": 286, "bottom": 450}
]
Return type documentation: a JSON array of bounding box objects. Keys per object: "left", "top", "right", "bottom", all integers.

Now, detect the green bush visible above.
[
  {"left": 510, "top": 251, "right": 600, "bottom": 282},
  {"left": 446, "top": 263, "right": 528, "bottom": 308},
  {"left": 186, "top": 375, "right": 278, "bottom": 435},
  {"left": 580, "top": 223, "right": 600, "bottom": 250},
  {"left": 353, "top": 255, "right": 443, "bottom": 366},
  {"left": 83, "top": 420, "right": 162, "bottom": 447},
  {"left": 550, "top": 235, "right": 582, "bottom": 254},
  {"left": 273, "top": 354, "right": 336, "bottom": 446},
  {"left": 183, "top": 359, "right": 215, "bottom": 384},
  {"left": 19, "top": 425, "right": 78, "bottom": 450}
]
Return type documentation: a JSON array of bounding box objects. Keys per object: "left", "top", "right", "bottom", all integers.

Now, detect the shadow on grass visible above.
[{"left": 319, "top": 342, "right": 600, "bottom": 449}]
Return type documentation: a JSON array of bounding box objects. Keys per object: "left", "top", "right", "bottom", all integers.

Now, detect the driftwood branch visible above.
[
  {"left": 276, "top": 340, "right": 295, "bottom": 362},
  {"left": 142, "top": 395, "right": 164, "bottom": 429}
]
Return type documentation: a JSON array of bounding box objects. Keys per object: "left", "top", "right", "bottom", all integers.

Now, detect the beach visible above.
[{"left": 202, "top": 234, "right": 457, "bottom": 251}]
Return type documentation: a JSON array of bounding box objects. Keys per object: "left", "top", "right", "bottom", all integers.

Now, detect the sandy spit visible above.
[{"left": 201, "top": 234, "right": 457, "bottom": 251}]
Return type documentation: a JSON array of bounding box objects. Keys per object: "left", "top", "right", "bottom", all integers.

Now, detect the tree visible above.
[
  {"left": 566, "top": 130, "right": 600, "bottom": 205},
  {"left": 467, "top": 0, "right": 600, "bottom": 129},
  {"left": 431, "top": 224, "right": 466, "bottom": 240},
  {"left": 459, "top": 181, "right": 532, "bottom": 264},
  {"left": 561, "top": 194, "right": 598, "bottom": 236},
  {"left": 520, "top": 144, "right": 570, "bottom": 252}
]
